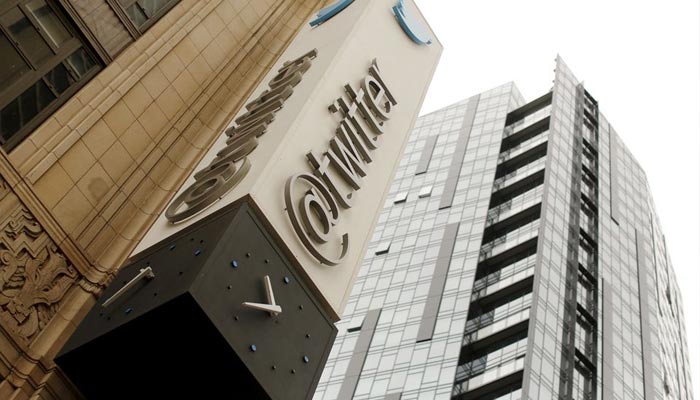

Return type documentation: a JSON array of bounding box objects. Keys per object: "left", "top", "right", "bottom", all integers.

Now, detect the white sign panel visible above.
[{"left": 135, "top": 0, "right": 442, "bottom": 320}]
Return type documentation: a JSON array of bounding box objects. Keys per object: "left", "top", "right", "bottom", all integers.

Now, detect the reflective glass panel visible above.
[
  {"left": 45, "top": 62, "right": 74, "bottom": 94},
  {"left": 0, "top": 32, "right": 29, "bottom": 88},
  {"left": 1, "top": 79, "right": 55, "bottom": 142},
  {"left": 125, "top": 4, "right": 147, "bottom": 27},
  {"left": 65, "top": 48, "right": 95, "bottom": 78},
  {"left": 138, "top": 0, "right": 171, "bottom": 17},
  {"left": 1, "top": 7, "right": 52, "bottom": 64},
  {"left": 25, "top": 0, "right": 71, "bottom": 47}
]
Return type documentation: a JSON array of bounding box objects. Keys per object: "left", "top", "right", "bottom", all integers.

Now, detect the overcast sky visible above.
[{"left": 414, "top": 0, "right": 700, "bottom": 393}]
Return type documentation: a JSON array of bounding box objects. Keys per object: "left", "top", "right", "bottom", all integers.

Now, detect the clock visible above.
[{"left": 57, "top": 201, "right": 337, "bottom": 400}]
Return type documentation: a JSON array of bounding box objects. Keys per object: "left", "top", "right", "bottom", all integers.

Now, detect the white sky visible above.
[{"left": 414, "top": 0, "right": 700, "bottom": 394}]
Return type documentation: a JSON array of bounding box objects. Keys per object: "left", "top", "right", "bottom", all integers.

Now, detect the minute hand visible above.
[
  {"left": 241, "top": 275, "right": 282, "bottom": 316},
  {"left": 264, "top": 275, "right": 276, "bottom": 306}
]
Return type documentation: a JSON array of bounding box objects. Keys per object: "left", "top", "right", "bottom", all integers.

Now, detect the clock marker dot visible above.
[
  {"left": 125, "top": 308, "right": 133, "bottom": 315},
  {"left": 303, "top": 356, "right": 310, "bottom": 363},
  {"left": 194, "top": 249, "right": 202, "bottom": 256},
  {"left": 283, "top": 276, "right": 290, "bottom": 284},
  {"left": 169, "top": 244, "right": 176, "bottom": 251},
  {"left": 231, "top": 260, "right": 238, "bottom": 268},
  {"left": 250, "top": 344, "right": 257, "bottom": 352},
  {"left": 246, "top": 252, "right": 251, "bottom": 258}
]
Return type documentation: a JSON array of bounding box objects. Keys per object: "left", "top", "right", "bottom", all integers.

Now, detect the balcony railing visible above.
[
  {"left": 499, "top": 132, "right": 548, "bottom": 165},
  {"left": 453, "top": 353, "right": 526, "bottom": 396},
  {"left": 492, "top": 158, "right": 546, "bottom": 193},
  {"left": 480, "top": 221, "right": 539, "bottom": 262},
  {"left": 505, "top": 105, "right": 552, "bottom": 138}
]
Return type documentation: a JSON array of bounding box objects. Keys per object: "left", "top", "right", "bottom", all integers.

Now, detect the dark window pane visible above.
[
  {"left": 65, "top": 48, "right": 94, "bottom": 77},
  {"left": 1, "top": 7, "right": 52, "bottom": 64},
  {"left": 138, "top": 0, "right": 171, "bottom": 18},
  {"left": 45, "top": 62, "right": 74, "bottom": 94},
  {"left": 0, "top": 79, "right": 55, "bottom": 142},
  {"left": 0, "top": 32, "right": 30, "bottom": 88},
  {"left": 125, "top": 4, "right": 147, "bottom": 27},
  {"left": 26, "top": 0, "right": 72, "bottom": 48}
]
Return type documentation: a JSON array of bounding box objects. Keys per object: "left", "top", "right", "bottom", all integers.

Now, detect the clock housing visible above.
[{"left": 56, "top": 199, "right": 337, "bottom": 399}]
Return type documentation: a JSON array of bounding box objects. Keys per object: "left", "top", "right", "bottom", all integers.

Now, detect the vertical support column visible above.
[
  {"left": 558, "top": 86, "right": 600, "bottom": 399},
  {"left": 337, "top": 309, "right": 382, "bottom": 400},
  {"left": 634, "top": 229, "right": 656, "bottom": 400},
  {"left": 601, "top": 279, "right": 614, "bottom": 400},
  {"left": 608, "top": 126, "right": 620, "bottom": 225}
]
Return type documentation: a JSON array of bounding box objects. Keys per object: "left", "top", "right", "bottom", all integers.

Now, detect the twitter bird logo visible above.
[
  {"left": 392, "top": 0, "right": 432, "bottom": 45},
  {"left": 310, "top": 0, "right": 355, "bottom": 27}
]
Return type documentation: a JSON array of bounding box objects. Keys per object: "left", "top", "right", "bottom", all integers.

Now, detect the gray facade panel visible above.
[
  {"left": 415, "top": 135, "right": 439, "bottom": 175},
  {"left": 416, "top": 222, "right": 460, "bottom": 342},
  {"left": 337, "top": 309, "right": 382, "bottom": 400},
  {"left": 439, "top": 96, "right": 479, "bottom": 209}
]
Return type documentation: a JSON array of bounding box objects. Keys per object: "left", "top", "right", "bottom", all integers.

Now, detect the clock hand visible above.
[
  {"left": 264, "top": 275, "right": 276, "bottom": 306},
  {"left": 242, "top": 302, "right": 282, "bottom": 315},
  {"left": 242, "top": 275, "right": 282, "bottom": 316}
]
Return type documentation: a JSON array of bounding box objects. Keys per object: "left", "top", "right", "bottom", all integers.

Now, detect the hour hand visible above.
[{"left": 242, "top": 302, "right": 282, "bottom": 315}]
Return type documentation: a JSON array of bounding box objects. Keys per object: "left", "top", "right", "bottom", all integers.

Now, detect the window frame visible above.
[
  {"left": 109, "top": 0, "right": 180, "bottom": 34},
  {"left": 0, "top": 0, "right": 100, "bottom": 151}
]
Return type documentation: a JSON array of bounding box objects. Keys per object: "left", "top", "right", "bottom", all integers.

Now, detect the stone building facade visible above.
[{"left": 0, "top": 1, "right": 325, "bottom": 398}]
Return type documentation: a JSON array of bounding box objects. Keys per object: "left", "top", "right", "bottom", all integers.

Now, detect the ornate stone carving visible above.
[
  {"left": 0, "top": 178, "right": 78, "bottom": 343},
  {"left": 0, "top": 176, "right": 9, "bottom": 201}
]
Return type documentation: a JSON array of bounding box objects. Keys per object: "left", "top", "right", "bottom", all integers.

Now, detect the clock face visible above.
[
  {"left": 192, "top": 210, "right": 337, "bottom": 399},
  {"left": 57, "top": 202, "right": 337, "bottom": 400}
]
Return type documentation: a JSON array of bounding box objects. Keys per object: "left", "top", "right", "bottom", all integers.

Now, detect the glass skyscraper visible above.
[{"left": 313, "top": 57, "right": 693, "bottom": 400}]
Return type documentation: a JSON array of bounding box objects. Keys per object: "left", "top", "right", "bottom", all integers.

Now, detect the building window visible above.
[
  {"left": 418, "top": 185, "right": 432, "bottom": 198},
  {"left": 114, "top": 0, "right": 180, "bottom": 33},
  {"left": 0, "top": 0, "right": 99, "bottom": 151}
]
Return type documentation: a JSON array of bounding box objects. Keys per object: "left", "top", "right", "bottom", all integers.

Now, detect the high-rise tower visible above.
[{"left": 314, "top": 57, "right": 693, "bottom": 400}]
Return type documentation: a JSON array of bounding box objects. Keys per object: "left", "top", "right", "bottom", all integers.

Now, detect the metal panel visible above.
[
  {"left": 609, "top": 125, "right": 620, "bottom": 225},
  {"left": 635, "top": 228, "right": 656, "bottom": 400},
  {"left": 439, "top": 96, "right": 479, "bottom": 209},
  {"left": 416, "top": 222, "right": 460, "bottom": 342},
  {"left": 602, "top": 278, "right": 614, "bottom": 400},
  {"left": 415, "top": 135, "right": 439, "bottom": 175},
  {"left": 337, "top": 309, "right": 382, "bottom": 400},
  {"left": 384, "top": 393, "right": 402, "bottom": 400}
]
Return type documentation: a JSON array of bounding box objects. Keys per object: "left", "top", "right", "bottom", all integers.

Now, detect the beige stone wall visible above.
[{"left": 0, "top": 0, "right": 323, "bottom": 398}]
